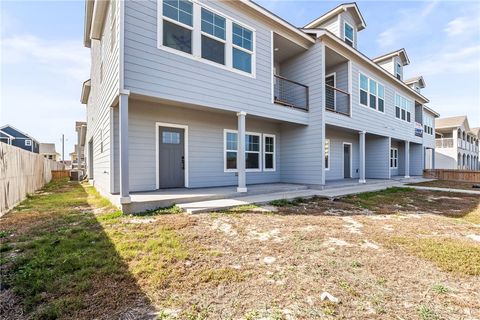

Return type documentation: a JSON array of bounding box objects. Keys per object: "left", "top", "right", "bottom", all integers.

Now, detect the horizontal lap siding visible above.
[
  {"left": 280, "top": 43, "right": 324, "bottom": 185},
  {"left": 123, "top": 0, "right": 308, "bottom": 125},
  {"left": 86, "top": 0, "right": 120, "bottom": 194},
  {"left": 325, "top": 130, "right": 359, "bottom": 180},
  {"left": 410, "top": 143, "right": 423, "bottom": 176},
  {"left": 365, "top": 135, "right": 389, "bottom": 179},
  {"left": 128, "top": 100, "right": 281, "bottom": 191}
]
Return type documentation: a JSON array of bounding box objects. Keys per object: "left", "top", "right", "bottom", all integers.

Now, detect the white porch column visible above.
[
  {"left": 119, "top": 90, "right": 131, "bottom": 203},
  {"left": 237, "top": 111, "right": 247, "bottom": 193},
  {"left": 404, "top": 141, "right": 410, "bottom": 178},
  {"left": 359, "top": 131, "right": 366, "bottom": 184},
  {"left": 432, "top": 148, "right": 435, "bottom": 169}
]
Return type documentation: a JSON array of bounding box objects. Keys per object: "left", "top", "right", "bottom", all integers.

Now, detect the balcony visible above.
[
  {"left": 325, "top": 84, "right": 350, "bottom": 116},
  {"left": 274, "top": 75, "right": 309, "bottom": 111},
  {"left": 436, "top": 138, "right": 454, "bottom": 148}
]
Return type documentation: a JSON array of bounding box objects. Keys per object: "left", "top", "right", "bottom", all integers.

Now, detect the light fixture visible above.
[{"left": 274, "top": 48, "right": 279, "bottom": 51}]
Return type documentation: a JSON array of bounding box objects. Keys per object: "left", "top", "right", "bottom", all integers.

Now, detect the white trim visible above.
[
  {"left": 263, "top": 133, "right": 276, "bottom": 172},
  {"left": 157, "top": 0, "right": 256, "bottom": 78},
  {"left": 358, "top": 72, "right": 386, "bottom": 114},
  {"left": 155, "top": 122, "right": 189, "bottom": 189},
  {"left": 223, "top": 129, "right": 262, "bottom": 173},
  {"left": 343, "top": 142, "right": 353, "bottom": 178},
  {"left": 394, "top": 91, "right": 414, "bottom": 123},
  {"left": 390, "top": 147, "right": 398, "bottom": 169},
  {"left": 270, "top": 30, "right": 274, "bottom": 104},
  {"left": 343, "top": 21, "right": 354, "bottom": 47},
  {"left": 25, "top": 139, "right": 32, "bottom": 146},
  {"left": 304, "top": 3, "right": 366, "bottom": 30},
  {"left": 325, "top": 72, "right": 336, "bottom": 110},
  {"left": 324, "top": 138, "right": 330, "bottom": 170}
]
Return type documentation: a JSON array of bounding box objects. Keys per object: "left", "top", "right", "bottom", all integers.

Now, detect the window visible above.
[
  {"left": 395, "top": 63, "right": 402, "bottom": 80},
  {"left": 395, "top": 93, "right": 413, "bottom": 122},
  {"left": 390, "top": 148, "right": 398, "bottom": 168},
  {"left": 25, "top": 139, "right": 32, "bottom": 146},
  {"left": 158, "top": 1, "right": 255, "bottom": 75},
  {"left": 162, "top": 0, "right": 193, "bottom": 53},
  {"left": 344, "top": 22, "right": 354, "bottom": 47},
  {"left": 224, "top": 130, "right": 261, "bottom": 171},
  {"left": 263, "top": 134, "right": 275, "bottom": 171},
  {"left": 232, "top": 23, "right": 253, "bottom": 73},
  {"left": 201, "top": 8, "right": 226, "bottom": 65},
  {"left": 424, "top": 115, "right": 434, "bottom": 135},
  {"left": 325, "top": 139, "right": 330, "bottom": 170},
  {"left": 162, "top": 131, "right": 181, "bottom": 144},
  {"left": 359, "top": 73, "right": 384, "bottom": 112}
]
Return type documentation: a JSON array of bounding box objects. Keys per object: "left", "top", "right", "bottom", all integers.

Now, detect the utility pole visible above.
[{"left": 62, "top": 134, "right": 65, "bottom": 162}]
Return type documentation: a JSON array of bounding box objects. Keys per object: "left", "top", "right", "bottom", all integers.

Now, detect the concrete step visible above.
[{"left": 179, "top": 189, "right": 319, "bottom": 214}]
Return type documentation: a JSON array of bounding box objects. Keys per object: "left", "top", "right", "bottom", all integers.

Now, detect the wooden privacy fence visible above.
[
  {"left": 0, "top": 143, "right": 65, "bottom": 215},
  {"left": 52, "top": 170, "right": 70, "bottom": 179},
  {"left": 424, "top": 169, "right": 480, "bottom": 183}
]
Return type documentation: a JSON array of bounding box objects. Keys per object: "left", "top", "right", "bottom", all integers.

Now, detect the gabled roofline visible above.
[
  {"left": 404, "top": 76, "right": 426, "bottom": 88},
  {"left": 81, "top": 79, "right": 91, "bottom": 104},
  {"left": 0, "top": 129, "right": 15, "bottom": 139},
  {"left": 0, "top": 124, "right": 39, "bottom": 143},
  {"left": 83, "top": 0, "right": 94, "bottom": 48},
  {"left": 435, "top": 116, "right": 468, "bottom": 130},
  {"left": 373, "top": 48, "right": 410, "bottom": 66},
  {"left": 303, "top": 3, "right": 366, "bottom": 31},
  {"left": 423, "top": 105, "right": 440, "bottom": 118},
  {"left": 83, "top": 0, "right": 109, "bottom": 48},
  {"left": 317, "top": 30, "right": 429, "bottom": 103}
]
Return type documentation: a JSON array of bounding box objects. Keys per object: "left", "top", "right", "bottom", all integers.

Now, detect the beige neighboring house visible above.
[
  {"left": 435, "top": 116, "right": 479, "bottom": 170},
  {"left": 39, "top": 143, "right": 60, "bottom": 161}
]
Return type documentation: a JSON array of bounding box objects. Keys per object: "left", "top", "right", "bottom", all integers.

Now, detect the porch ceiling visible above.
[
  {"left": 274, "top": 33, "right": 306, "bottom": 63},
  {"left": 325, "top": 46, "right": 348, "bottom": 69}
]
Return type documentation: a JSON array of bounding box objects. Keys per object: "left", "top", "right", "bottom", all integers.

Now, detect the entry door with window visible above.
[
  {"left": 343, "top": 144, "right": 351, "bottom": 178},
  {"left": 158, "top": 127, "right": 185, "bottom": 188},
  {"left": 325, "top": 74, "right": 336, "bottom": 111}
]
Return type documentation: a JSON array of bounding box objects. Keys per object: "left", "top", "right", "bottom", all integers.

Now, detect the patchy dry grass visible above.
[
  {"left": 1, "top": 181, "right": 480, "bottom": 319},
  {"left": 408, "top": 179, "right": 480, "bottom": 190}
]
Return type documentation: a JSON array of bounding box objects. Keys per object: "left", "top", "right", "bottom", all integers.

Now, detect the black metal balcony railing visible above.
[
  {"left": 274, "top": 75, "right": 309, "bottom": 111},
  {"left": 325, "top": 84, "right": 350, "bottom": 116}
]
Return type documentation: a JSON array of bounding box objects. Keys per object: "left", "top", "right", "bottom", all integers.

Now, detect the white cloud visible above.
[
  {"left": 414, "top": 45, "right": 480, "bottom": 76},
  {"left": 1, "top": 34, "right": 89, "bottom": 82}
]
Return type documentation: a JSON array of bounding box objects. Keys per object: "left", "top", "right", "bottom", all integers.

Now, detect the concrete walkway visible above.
[
  {"left": 179, "top": 177, "right": 432, "bottom": 214},
  {"left": 408, "top": 186, "right": 480, "bottom": 195}
]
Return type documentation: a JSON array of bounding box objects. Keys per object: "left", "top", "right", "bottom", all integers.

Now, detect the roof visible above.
[
  {"left": 317, "top": 29, "right": 429, "bottom": 104},
  {"left": 81, "top": 79, "right": 91, "bottom": 104},
  {"left": 0, "top": 124, "right": 39, "bottom": 142},
  {"left": 304, "top": 3, "right": 366, "bottom": 31},
  {"left": 404, "top": 76, "right": 426, "bottom": 89},
  {"left": 0, "top": 129, "right": 15, "bottom": 139},
  {"left": 39, "top": 143, "right": 59, "bottom": 155},
  {"left": 372, "top": 48, "right": 410, "bottom": 66},
  {"left": 423, "top": 105, "right": 440, "bottom": 118},
  {"left": 435, "top": 116, "right": 468, "bottom": 129}
]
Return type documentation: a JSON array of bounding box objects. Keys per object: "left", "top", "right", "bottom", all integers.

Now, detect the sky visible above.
[{"left": 1, "top": 0, "right": 479, "bottom": 158}]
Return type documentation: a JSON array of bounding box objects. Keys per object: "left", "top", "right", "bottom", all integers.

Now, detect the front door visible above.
[
  {"left": 158, "top": 126, "right": 185, "bottom": 188},
  {"left": 343, "top": 144, "right": 351, "bottom": 178}
]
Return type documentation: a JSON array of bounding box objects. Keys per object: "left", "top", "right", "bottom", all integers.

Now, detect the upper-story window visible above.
[
  {"left": 162, "top": 0, "right": 193, "bottom": 54},
  {"left": 359, "top": 73, "right": 385, "bottom": 112},
  {"left": 395, "top": 63, "right": 402, "bottom": 80},
  {"left": 424, "top": 115, "right": 433, "bottom": 135},
  {"left": 159, "top": 0, "right": 255, "bottom": 76},
  {"left": 344, "top": 22, "right": 354, "bottom": 47},
  {"left": 395, "top": 93, "right": 413, "bottom": 122},
  {"left": 25, "top": 139, "right": 32, "bottom": 146}
]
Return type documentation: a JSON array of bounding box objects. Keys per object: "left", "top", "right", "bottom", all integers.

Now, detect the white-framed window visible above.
[
  {"left": 359, "top": 73, "right": 385, "bottom": 112},
  {"left": 25, "top": 139, "right": 32, "bottom": 146},
  {"left": 344, "top": 21, "right": 354, "bottom": 47},
  {"left": 224, "top": 130, "right": 261, "bottom": 172},
  {"left": 263, "top": 134, "right": 275, "bottom": 171},
  {"left": 325, "top": 139, "right": 330, "bottom": 170},
  {"left": 395, "top": 63, "right": 402, "bottom": 80},
  {"left": 424, "top": 115, "right": 434, "bottom": 135},
  {"left": 390, "top": 148, "right": 398, "bottom": 168},
  {"left": 395, "top": 93, "right": 413, "bottom": 122},
  {"left": 158, "top": 0, "right": 255, "bottom": 76}
]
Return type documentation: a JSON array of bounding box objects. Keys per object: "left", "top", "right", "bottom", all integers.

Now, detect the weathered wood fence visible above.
[
  {"left": 0, "top": 143, "right": 65, "bottom": 215},
  {"left": 424, "top": 169, "right": 480, "bottom": 183}
]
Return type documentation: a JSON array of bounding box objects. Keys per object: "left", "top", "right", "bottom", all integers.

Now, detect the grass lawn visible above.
[
  {"left": 1, "top": 180, "right": 479, "bottom": 319},
  {"left": 408, "top": 179, "right": 480, "bottom": 190}
]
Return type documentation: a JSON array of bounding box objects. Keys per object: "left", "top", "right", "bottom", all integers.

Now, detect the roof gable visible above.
[
  {"left": 404, "top": 76, "right": 426, "bottom": 88},
  {"left": 304, "top": 3, "right": 366, "bottom": 31},
  {"left": 0, "top": 125, "right": 37, "bottom": 141},
  {"left": 435, "top": 116, "right": 468, "bottom": 130},
  {"left": 373, "top": 48, "right": 410, "bottom": 66}
]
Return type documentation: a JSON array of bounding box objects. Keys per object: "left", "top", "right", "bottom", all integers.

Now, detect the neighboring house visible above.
[
  {"left": 0, "top": 124, "right": 40, "bottom": 153},
  {"left": 71, "top": 121, "right": 87, "bottom": 173},
  {"left": 39, "top": 143, "right": 60, "bottom": 161},
  {"left": 81, "top": 1, "right": 439, "bottom": 204},
  {"left": 435, "top": 116, "right": 479, "bottom": 170}
]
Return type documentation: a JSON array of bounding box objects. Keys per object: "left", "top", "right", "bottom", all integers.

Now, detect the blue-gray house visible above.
[{"left": 0, "top": 125, "right": 40, "bottom": 153}]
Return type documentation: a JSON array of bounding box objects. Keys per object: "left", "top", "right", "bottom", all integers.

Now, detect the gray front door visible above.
[
  {"left": 343, "top": 144, "right": 351, "bottom": 178},
  {"left": 158, "top": 126, "right": 185, "bottom": 188}
]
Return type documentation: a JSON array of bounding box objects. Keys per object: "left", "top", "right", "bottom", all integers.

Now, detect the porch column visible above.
[
  {"left": 404, "top": 141, "right": 410, "bottom": 178},
  {"left": 77, "top": 129, "right": 81, "bottom": 172},
  {"left": 359, "top": 131, "right": 366, "bottom": 183},
  {"left": 119, "top": 90, "right": 131, "bottom": 203},
  {"left": 237, "top": 111, "right": 247, "bottom": 193},
  {"left": 432, "top": 148, "right": 436, "bottom": 169}
]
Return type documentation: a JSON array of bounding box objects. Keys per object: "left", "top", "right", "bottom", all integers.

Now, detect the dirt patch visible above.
[{"left": 408, "top": 179, "right": 480, "bottom": 190}]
